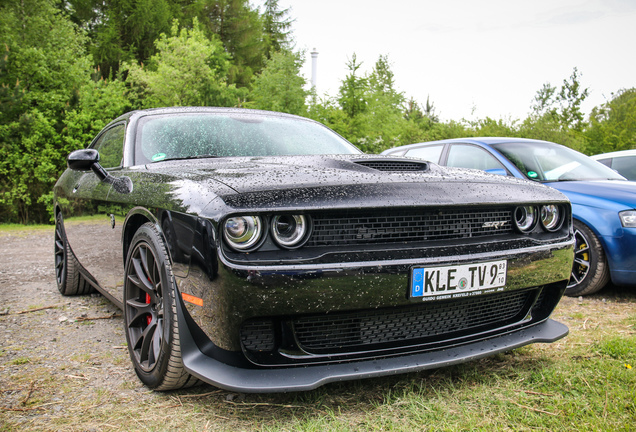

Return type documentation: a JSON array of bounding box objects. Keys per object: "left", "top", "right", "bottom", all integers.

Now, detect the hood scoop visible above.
[{"left": 354, "top": 158, "right": 429, "bottom": 172}]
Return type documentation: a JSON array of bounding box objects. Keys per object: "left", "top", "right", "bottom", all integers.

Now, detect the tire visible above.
[
  {"left": 54, "top": 212, "right": 93, "bottom": 296},
  {"left": 123, "top": 222, "right": 199, "bottom": 391},
  {"left": 565, "top": 220, "right": 610, "bottom": 297},
  {"left": 161, "top": 217, "right": 182, "bottom": 262}
]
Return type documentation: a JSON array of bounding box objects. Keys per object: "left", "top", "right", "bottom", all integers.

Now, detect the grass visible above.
[
  {"left": 0, "top": 223, "right": 53, "bottom": 233},
  {"left": 597, "top": 335, "right": 636, "bottom": 359},
  {"left": 2, "top": 290, "right": 634, "bottom": 431},
  {"left": 0, "top": 214, "right": 117, "bottom": 234},
  {"left": 8, "top": 357, "right": 31, "bottom": 366}
]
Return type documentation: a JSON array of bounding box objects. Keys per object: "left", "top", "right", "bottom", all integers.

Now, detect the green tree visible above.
[
  {"left": 472, "top": 117, "right": 519, "bottom": 137},
  {"left": 249, "top": 50, "right": 307, "bottom": 115},
  {"left": 124, "top": 19, "right": 244, "bottom": 108},
  {"left": 62, "top": 0, "right": 176, "bottom": 79},
  {"left": 520, "top": 68, "right": 589, "bottom": 151},
  {"left": 338, "top": 54, "right": 368, "bottom": 119},
  {"left": 333, "top": 54, "right": 370, "bottom": 143},
  {"left": 586, "top": 88, "right": 636, "bottom": 154},
  {"left": 528, "top": 68, "right": 589, "bottom": 132},
  {"left": 399, "top": 96, "right": 445, "bottom": 145},
  {"left": 356, "top": 55, "right": 406, "bottom": 152},
  {"left": 313, "top": 54, "right": 454, "bottom": 153},
  {"left": 63, "top": 0, "right": 280, "bottom": 87},
  {"left": 518, "top": 116, "right": 586, "bottom": 152},
  {"left": 531, "top": 82, "right": 558, "bottom": 118},
  {"left": 306, "top": 95, "right": 351, "bottom": 138},
  {"left": 189, "top": 0, "right": 266, "bottom": 87},
  {"left": 422, "top": 96, "right": 439, "bottom": 123},
  {"left": 557, "top": 67, "right": 589, "bottom": 131},
  {"left": 0, "top": 0, "right": 93, "bottom": 223},
  {"left": 261, "top": 0, "right": 294, "bottom": 57},
  {"left": 62, "top": 77, "right": 132, "bottom": 152},
  {"left": 404, "top": 97, "right": 425, "bottom": 123}
]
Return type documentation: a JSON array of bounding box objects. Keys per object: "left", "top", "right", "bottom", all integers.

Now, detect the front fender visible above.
[{"left": 572, "top": 203, "right": 623, "bottom": 238}]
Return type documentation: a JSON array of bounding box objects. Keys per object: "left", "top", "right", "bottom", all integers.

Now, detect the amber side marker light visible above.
[{"left": 182, "top": 293, "right": 204, "bottom": 307}]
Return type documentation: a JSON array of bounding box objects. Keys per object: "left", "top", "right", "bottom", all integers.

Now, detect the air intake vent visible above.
[
  {"left": 355, "top": 160, "right": 429, "bottom": 172},
  {"left": 292, "top": 289, "right": 533, "bottom": 354}
]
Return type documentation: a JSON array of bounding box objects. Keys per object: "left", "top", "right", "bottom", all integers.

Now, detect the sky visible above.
[{"left": 257, "top": 0, "right": 636, "bottom": 122}]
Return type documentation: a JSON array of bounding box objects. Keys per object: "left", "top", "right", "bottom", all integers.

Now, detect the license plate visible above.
[{"left": 410, "top": 260, "right": 507, "bottom": 300}]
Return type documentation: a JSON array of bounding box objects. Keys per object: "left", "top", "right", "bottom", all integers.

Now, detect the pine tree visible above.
[
  {"left": 191, "top": 0, "right": 266, "bottom": 87},
  {"left": 338, "top": 54, "right": 368, "bottom": 119},
  {"left": 262, "top": 0, "right": 294, "bottom": 57}
]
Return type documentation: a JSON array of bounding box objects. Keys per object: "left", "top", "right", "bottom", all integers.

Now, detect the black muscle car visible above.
[{"left": 53, "top": 107, "right": 574, "bottom": 393}]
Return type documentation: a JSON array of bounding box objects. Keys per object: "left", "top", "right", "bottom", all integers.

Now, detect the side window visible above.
[
  {"left": 405, "top": 145, "right": 444, "bottom": 163},
  {"left": 91, "top": 124, "right": 125, "bottom": 168},
  {"left": 447, "top": 144, "right": 506, "bottom": 171},
  {"left": 612, "top": 156, "right": 636, "bottom": 181},
  {"left": 595, "top": 158, "right": 612, "bottom": 167}
]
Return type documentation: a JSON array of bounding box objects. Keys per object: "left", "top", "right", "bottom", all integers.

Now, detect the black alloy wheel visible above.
[
  {"left": 566, "top": 220, "right": 610, "bottom": 297},
  {"left": 123, "top": 222, "right": 198, "bottom": 390},
  {"left": 54, "top": 211, "right": 92, "bottom": 295}
]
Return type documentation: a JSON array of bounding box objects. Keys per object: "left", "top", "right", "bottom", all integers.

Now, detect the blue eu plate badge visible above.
[{"left": 410, "top": 260, "right": 507, "bottom": 300}]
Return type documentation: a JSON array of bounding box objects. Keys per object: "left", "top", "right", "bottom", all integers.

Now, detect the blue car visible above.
[{"left": 383, "top": 138, "right": 636, "bottom": 296}]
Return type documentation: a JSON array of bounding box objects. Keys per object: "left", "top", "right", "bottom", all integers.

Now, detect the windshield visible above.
[
  {"left": 491, "top": 141, "right": 626, "bottom": 182},
  {"left": 135, "top": 113, "right": 361, "bottom": 164}
]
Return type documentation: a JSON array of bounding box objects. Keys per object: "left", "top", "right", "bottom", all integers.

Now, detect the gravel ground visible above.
[{"left": 0, "top": 228, "right": 150, "bottom": 429}]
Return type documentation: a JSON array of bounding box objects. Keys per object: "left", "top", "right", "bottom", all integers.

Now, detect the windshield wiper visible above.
[
  {"left": 545, "top": 177, "right": 625, "bottom": 183},
  {"left": 157, "top": 154, "right": 219, "bottom": 162}
]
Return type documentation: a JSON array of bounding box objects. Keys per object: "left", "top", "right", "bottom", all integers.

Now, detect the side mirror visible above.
[
  {"left": 67, "top": 148, "right": 133, "bottom": 194},
  {"left": 67, "top": 149, "right": 100, "bottom": 171}
]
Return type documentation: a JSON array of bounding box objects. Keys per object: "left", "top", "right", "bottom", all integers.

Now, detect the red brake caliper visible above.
[{"left": 145, "top": 292, "right": 152, "bottom": 326}]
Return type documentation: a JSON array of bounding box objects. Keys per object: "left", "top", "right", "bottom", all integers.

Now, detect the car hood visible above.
[
  {"left": 139, "top": 155, "right": 569, "bottom": 214},
  {"left": 547, "top": 180, "right": 636, "bottom": 209}
]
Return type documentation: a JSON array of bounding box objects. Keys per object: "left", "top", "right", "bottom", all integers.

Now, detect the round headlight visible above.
[
  {"left": 540, "top": 204, "right": 563, "bottom": 232},
  {"left": 514, "top": 206, "right": 537, "bottom": 233},
  {"left": 224, "top": 216, "right": 262, "bottom": 250},
  {"left": 271, "top": 215, "right": 310, "bottom": 248}
]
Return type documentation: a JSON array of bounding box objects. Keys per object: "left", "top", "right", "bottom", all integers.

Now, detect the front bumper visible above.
[
  {"left": 172, "top": 239, "right": 572, "bottom": 392},
  {"left": 176, "top": 296, "right": 568, "bottom": 393},
  {"left": 178, "top": 240, "right": 573, "bottom": 352}
]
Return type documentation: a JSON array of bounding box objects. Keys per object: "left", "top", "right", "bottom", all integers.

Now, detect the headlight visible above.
[
  {"left": 271, "top": 215, "right": 310, "bottom": 248},
  {"left": 540, "top": 204, "right": 563, "bottom": 232},
  {"left": 224, "top": 216, "right": 262, "bottom": 250},
  {"left": 514, "top": 206, "right": 537, "bottom": 233},
  {"left": 619, "top": 210, "right": 636, "bottom": 228}
]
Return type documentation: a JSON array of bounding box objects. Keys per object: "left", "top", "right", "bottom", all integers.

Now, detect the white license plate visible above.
[{"left": 410, "top": 260, "right": 507, "bottom": 300}]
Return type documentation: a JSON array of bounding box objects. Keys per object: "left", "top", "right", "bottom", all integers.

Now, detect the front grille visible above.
[
  {"left": 293, "top": 289, "right": 532, "bottom": 353},
  {"left": 355, "top": 160, "right": 429, "bottom": 172},
  {"left": 531, "top": 288, "right": 545, "bottom": 313},
  {"left": 241, "top": 320, "right": 275, "bottom": 351},
  {"left": 308, "top": 208, "right": 512, "bottom": 247}
]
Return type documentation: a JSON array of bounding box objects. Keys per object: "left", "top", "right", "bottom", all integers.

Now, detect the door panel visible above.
[{"left": 61, "top": 122, "right": 128, "bottom": 302}]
